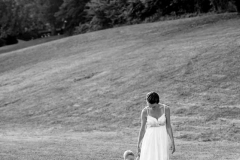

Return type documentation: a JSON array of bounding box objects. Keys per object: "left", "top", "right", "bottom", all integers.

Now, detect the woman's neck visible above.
[{"left": 150, "top": 104, "right": 159, "bottom": 110}]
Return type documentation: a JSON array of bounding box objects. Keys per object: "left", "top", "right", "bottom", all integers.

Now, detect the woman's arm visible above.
[
  {"left": 165, "top": 106, "right": 175, "bottom": 154},
  {"left": 137, "top": 108, "right": 147, "bottom": 155}
]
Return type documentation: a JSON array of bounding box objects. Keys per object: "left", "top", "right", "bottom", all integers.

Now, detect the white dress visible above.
[{"left": 140, "top": 105, "right": 170, "bottom": 160}]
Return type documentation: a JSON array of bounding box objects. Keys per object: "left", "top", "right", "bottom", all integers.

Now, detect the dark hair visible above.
[{"left": 146, "top": 92, "right": 159, "bottom": 104}]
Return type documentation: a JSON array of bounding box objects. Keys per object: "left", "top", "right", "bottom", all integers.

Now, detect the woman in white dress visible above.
[{"left": 137, "top": 92, "right": 175, "bottom": 160}]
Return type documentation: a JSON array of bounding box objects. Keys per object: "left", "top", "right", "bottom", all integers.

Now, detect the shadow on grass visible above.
[{"left": 0, "top": 35, "right": 65, "bottom": 55}]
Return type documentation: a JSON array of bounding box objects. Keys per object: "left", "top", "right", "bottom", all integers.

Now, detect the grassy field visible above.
[{"left": 0, "top": 13, "right": 240, "bottom": 160}]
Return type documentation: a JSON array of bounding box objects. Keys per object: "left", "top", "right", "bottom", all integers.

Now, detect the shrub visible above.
[
  {"left": 18, "top": 31, "right": 38, "bottom": 41},
  {"left": 0, "top": 38, "right": 6, "bottom": 47},
  {"left": 198, "top": 0, "right": 212, "bottom": 13},
  {"left": 18, "top": 33, "right": 31, "bottom": 41},
  {"left": 227, "top": 1, "right": 237, "bottom": 12},
  {"left": 74, "top": 23, "right": 91, "bottom": 34},
  {"left": 90, "top": 13, "right": 112, "bottom": 31},
  {"left": 234, "top": 0, "right": 240, "bottom": 13},
  {"left": 210, "top": 0, "right": 229, "bottom": 12},
  {"left": 3, "top": 35, "right": 18, "bottom": 45}
]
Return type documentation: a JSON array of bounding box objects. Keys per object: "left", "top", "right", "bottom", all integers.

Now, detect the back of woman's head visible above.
[{"left": 146, "top": 92, "right": 159, "bottom": 104}]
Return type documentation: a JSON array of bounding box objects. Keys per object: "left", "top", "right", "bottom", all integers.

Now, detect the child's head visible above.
[{"left": 123, "top": 150, "right": 135, "bottom": 160}]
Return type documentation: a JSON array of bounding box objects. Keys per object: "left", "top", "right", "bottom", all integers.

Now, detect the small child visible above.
[{"left": 123, "top": 150, "right": 135, "bottom": 160}]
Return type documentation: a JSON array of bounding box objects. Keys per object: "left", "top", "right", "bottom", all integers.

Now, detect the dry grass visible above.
[
  {"left": 0, "top": 13, "right": 240, "bottom": 159},
  {"left": 0, "top": 129, "right": 239, "bottom": 160}
]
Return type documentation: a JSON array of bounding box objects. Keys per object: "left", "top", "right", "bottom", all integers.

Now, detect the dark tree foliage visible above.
[
  {"left": 166, "top": 0, "right": 211, "bottom": 15},
  {"left": 2, "top": 35, "right": 18, "bottom": 45},
  {"left": 55, "top": 0, "right": 90, "bottom": 33},
  {"left": 0, "top": 38, "right": 6, "bottom": 47},
  {"left": 0, "top": 0, "right": 238, "bottom": 39},
  {"left": 125, "top": 1, "right": 145, "bottom": 22},
  {"left": 196, "top": 0, "right": 212, "bottom": 13},
  {"left": 0, "top": 0, "right": 20, "bottom": 37},
  {"left": 210, "top": 0, "right": 229, "bottom": 12},
  {"left": 85, "top": 0, "right": 113, "bottom": 30},
  {"left": 18, "top": 31, "right": 39, "bottom": 41},
  {"left": 234, "top": 0, "right": 240, "bottom": 13},
  {"left": 104, "top": 1, "right": 128, "bottom": 25},
  {"left": 0, "top": 0, "right": 44, "bottom": 38},
  {"left": 36, "top": 0, "right": 64, "bottom": 35},
  {"left": 174, "top": 0, "right": 196, "bottom": 14}
]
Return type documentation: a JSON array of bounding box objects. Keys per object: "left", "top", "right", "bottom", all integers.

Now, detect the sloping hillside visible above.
[
  {"left": 0, "top": 13, "right": 240, "bottom": 160},
  {"left": 0, "top": 36, "right": 65, "bottom": 55}
]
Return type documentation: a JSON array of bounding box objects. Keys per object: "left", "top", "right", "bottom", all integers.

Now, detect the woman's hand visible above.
[{"left": 170, "top": 142, "right": 175, "bottom": 154}]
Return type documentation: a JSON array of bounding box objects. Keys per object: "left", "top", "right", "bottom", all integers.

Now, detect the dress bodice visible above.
[
  {"left": 146, "top": 114, "right": 166, "bottom": 128},
  {"left": 145, "top": 105, "right": 167, "bottom": 128}
]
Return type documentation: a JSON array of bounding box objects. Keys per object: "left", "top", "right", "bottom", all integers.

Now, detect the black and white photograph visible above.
[{"left": 0, "top": 0, "right": 240, "bottom": 159}]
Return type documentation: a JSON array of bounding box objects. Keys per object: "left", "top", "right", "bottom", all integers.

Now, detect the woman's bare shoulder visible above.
[
  {"left": 161, "top": 103, "right": 170, "bottom": 112},
  {"left": 141, "top": 106, "right": 148, "bottom": 114},
  {"left": 165, "top": 104, "right": 170, "bottom": 109}
]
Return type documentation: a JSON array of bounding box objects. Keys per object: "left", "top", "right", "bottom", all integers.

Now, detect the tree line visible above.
[{"left": 0, "top": 0, "right": 239, "bottom": 47}]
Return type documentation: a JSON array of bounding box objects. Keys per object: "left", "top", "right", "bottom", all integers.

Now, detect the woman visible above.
[{"left": 137, "top": 92, "right": 175, "bottom": 160}]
